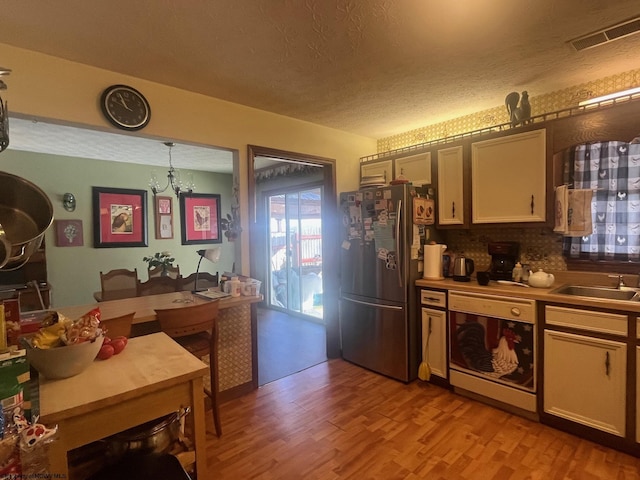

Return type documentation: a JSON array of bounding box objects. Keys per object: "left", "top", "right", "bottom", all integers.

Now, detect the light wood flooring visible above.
[{"left": 205, "top": 359, "right": 640, "bottom": 479}]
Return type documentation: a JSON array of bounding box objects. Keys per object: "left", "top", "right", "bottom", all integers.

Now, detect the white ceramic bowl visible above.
[{"left": 25, "top": 335, "right": 104, "bottom": 380}]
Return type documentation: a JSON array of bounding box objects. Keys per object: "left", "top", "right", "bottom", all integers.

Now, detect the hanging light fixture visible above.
[
  {"left": 578, "top": 86, "right": 640, "bottom": 108},
  {"left": 149, "top": 141, "right": 195, "bottom": 197}
]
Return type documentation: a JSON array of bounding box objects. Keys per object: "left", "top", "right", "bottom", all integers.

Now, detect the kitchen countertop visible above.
[{"left": 416, "top": 271, "right": 640, "bottom": 314}]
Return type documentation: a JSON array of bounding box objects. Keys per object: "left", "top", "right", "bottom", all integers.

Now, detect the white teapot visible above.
[{"left": 528, "top": 268, "right": 555, "bottom": 288}]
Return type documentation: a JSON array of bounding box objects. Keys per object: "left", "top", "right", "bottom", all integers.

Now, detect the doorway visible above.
[{"left": 248, "top": 145, "right": 339, "bottom": 385}]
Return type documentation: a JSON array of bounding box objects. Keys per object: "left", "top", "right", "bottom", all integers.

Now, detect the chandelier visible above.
[{"left": 149, "top": 142, "right": 195, "bottom": 197}]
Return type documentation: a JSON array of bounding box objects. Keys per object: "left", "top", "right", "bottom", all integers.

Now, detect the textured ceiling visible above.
[{"left": 1, "top": 0, "right": 640, "bottom": 168}]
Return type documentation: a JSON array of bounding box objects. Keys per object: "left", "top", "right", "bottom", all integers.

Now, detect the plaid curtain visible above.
[{"left": 562, "top": 141, "right": 640, "bottom": 261}]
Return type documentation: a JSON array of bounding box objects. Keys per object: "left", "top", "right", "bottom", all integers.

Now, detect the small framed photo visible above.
[
  {"left": 92, "top": 186, "right": 148, "bottom": 248},
  {"left": 154, "top": 196, "right": 173, "bottom": 239},
  {"left": 179, "top": 193, "right": 222, "bottom": 245},
  {"left": 55, "top": 219, "right": 84, "bottom": 247}
]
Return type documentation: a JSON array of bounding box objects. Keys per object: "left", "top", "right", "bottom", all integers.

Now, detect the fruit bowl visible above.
[{"left": 22, "top": 334, "right": 104, "bottom": 380}]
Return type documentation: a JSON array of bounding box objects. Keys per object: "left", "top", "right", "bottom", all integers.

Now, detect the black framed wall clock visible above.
[{"left": 100, "top": 84, "right": 151, "bottom": 131}]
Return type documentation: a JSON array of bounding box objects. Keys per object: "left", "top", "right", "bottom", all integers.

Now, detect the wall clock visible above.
[{"left": 100, "top": 84, "right": 151, "bottom": 131}]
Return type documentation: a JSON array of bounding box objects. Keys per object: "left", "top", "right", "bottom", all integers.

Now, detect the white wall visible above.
[{"left": 0, "top": 43, "right": 375, "bottom": 284}]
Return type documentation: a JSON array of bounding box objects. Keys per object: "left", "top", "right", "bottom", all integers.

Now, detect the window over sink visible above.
[{"left": 560, "top": 140, "right": 640, "bottom": 272}]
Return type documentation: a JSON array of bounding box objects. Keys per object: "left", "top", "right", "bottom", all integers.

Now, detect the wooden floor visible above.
[{"left": 205, "top": 359, "right": 640, "bottom": 480}]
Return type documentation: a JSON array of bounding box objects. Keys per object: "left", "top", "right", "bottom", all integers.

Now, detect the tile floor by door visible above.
[{"left": 257, "top": 307, "right": 327, "bottom": 385}]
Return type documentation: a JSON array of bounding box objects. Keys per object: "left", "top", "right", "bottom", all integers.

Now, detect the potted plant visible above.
[
  {"left": 143, "top": 251, "right": 175, "bottom": 276},
  {"left": 220, "top": 212, "right": 241, "bottom": 241}
]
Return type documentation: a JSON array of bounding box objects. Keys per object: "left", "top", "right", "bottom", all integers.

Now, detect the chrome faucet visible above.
[{"left": 608, "top": 274, "right": 626, "bottom": 289}]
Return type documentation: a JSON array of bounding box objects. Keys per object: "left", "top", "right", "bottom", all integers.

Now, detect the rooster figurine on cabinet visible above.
[{"left": 505, "top": 90, "right": 531, "bottom": 126}]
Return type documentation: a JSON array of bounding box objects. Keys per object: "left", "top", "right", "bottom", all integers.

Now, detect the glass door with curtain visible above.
[{"left": 268, "top": 187, "right": 323, "bottom": 320}]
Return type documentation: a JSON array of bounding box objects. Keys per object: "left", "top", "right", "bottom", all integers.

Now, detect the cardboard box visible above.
[{"left": 0, "top": 348, "right": 30, "bottom": 425}]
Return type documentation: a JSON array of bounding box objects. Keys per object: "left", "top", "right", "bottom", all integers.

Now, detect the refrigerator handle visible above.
[
  {"left": 341, "top": 296, "right": 404, "bottom": 311},
  {"left": 397, "top": 199, "right": 403, "bottom": 288}
]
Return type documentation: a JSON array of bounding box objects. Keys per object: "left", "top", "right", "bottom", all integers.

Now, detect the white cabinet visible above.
[
  {"left": 394, "top": 152, "right": 431, "bottom": 186},
  {"left": 544, "top": 329, "right": 626, "bottom": 437},
  {"left": 437, "top": 145, "right": 465, "bottom": 226},
  {"left": 471, "top": 128, "right": 546, "bottom": 224},
  {"left": 360, "top": 160, "right": 392, "bottom": 185},
  {"left": 419, "top": 288, "right": 447, "bottom": 382},
  {"left": 421, "top": 307, "right": 447, "bottom": 380}
]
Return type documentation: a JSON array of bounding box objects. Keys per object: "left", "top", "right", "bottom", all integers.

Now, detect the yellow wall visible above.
[{"left": 0, "top": 43, "right": 376, "bottom": 277}]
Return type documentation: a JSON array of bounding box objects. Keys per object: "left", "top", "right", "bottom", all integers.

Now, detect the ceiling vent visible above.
[{"left": 570, "top": 16, "right": 640, "bottom": 51}]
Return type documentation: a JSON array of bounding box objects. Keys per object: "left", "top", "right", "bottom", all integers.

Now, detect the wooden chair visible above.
[
  {"left": 99, "top": 268, "right": 139, "bottom": 301},
  {"left": 180, "top": 272, "right": 219, "bottom": 292},
  {"left": 18, "top": 281, "right": 51, "bottom": 311},
  {"left": 148, "top": 264, "right": 181, "bottom": 280},
  {"left": 154, "top": 301, "right": 222, "bottom": 436},
  {"left": 100, "top": 311, "right": 135, "bottom": 338},
  {"left": 136, "top": 277, "right": 179, "bottom": 296}
]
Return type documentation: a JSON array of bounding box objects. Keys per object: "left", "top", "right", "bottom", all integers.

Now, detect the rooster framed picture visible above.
[{"left": 179, "top": 193, "right": 222, "bottom": 245}]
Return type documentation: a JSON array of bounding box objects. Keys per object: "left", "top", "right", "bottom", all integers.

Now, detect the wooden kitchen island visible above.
[
  {"left": 57, "top": 291, "right": 262, "bottom": 401},
  {"left": 39, "top": 332, "right": 209, "bottom": 478},
  {"left": 36, "top": 292, "right": 261, "bottom": 477}
]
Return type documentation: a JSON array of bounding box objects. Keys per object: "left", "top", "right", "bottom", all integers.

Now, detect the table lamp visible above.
[{"left": 194, "top": 247, "right": 221, "bottom": 292}]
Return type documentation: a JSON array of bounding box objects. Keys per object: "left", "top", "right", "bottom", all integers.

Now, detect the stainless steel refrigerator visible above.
[{"left": 339, "top": 184, "right": 438, "bottom": 382}]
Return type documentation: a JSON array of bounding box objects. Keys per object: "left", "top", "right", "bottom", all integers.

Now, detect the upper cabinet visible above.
[
  {"left": 471, "top": 128, "right": 547, "bottom": 224},
  {"left": 360, "top": 159, "right": 392, "bottom": 185},
  {"left": 394, "top": 152, "right": 431, "bottom": 186},
  {"left": 437, "top": 145, "right": 466, "bottom": 227},
  {"left": 360, "top": 153, "right": 432, "bottom": 187}
]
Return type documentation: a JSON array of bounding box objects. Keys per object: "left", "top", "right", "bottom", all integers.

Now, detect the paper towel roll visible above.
[{"left": 423, "top": 244, "right": 447, "bottom": 280}]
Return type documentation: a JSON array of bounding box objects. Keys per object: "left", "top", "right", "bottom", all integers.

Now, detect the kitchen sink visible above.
[{"left": 551, "top": 284, "right": 640, "bottom": 301}]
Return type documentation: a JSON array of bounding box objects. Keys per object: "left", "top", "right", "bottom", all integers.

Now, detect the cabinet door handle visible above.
[
  {"left": 530, "top": 195, "right": 535, "bottom": 215},
  {"left": 605, "top": 351, "right": 610, "bottom": 377},
  {"left": 451, "top": 201, "right": 456, "bottom": 218}
]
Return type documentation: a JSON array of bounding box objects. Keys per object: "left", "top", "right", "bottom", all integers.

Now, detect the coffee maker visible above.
[{"left": 488, "top": 241, "right": 519, "bottom": 280}]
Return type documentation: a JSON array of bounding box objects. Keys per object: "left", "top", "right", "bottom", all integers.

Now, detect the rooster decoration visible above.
[
  {"left": 456, "top": 323, "right": 521, "bottom": 378},
  {"left": 505, "top": 91, "right": 532, "bottom": 127}
]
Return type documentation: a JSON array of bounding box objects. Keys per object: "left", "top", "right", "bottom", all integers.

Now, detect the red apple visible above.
[
  {"left": 97, "top": 344, "right": 115, "bottom": 360},
  {"left": 110, "top": 338, "right": 126, "bottom": 355}
]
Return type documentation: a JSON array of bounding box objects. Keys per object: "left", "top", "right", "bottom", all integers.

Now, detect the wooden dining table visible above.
[
  {"left": 57, "top": 291, "right": 262, "bottom": 401},
  {"left": 66, "top": 291, "right": 218, "bottom": 324}
]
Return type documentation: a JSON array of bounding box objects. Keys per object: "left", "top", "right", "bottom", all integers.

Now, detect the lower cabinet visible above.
[
  {"left": 421, "top": 307, "right": 447, "bottom": 380},
  {"left": 544, "top": 329, "right": 627, "bottom": 437}
]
